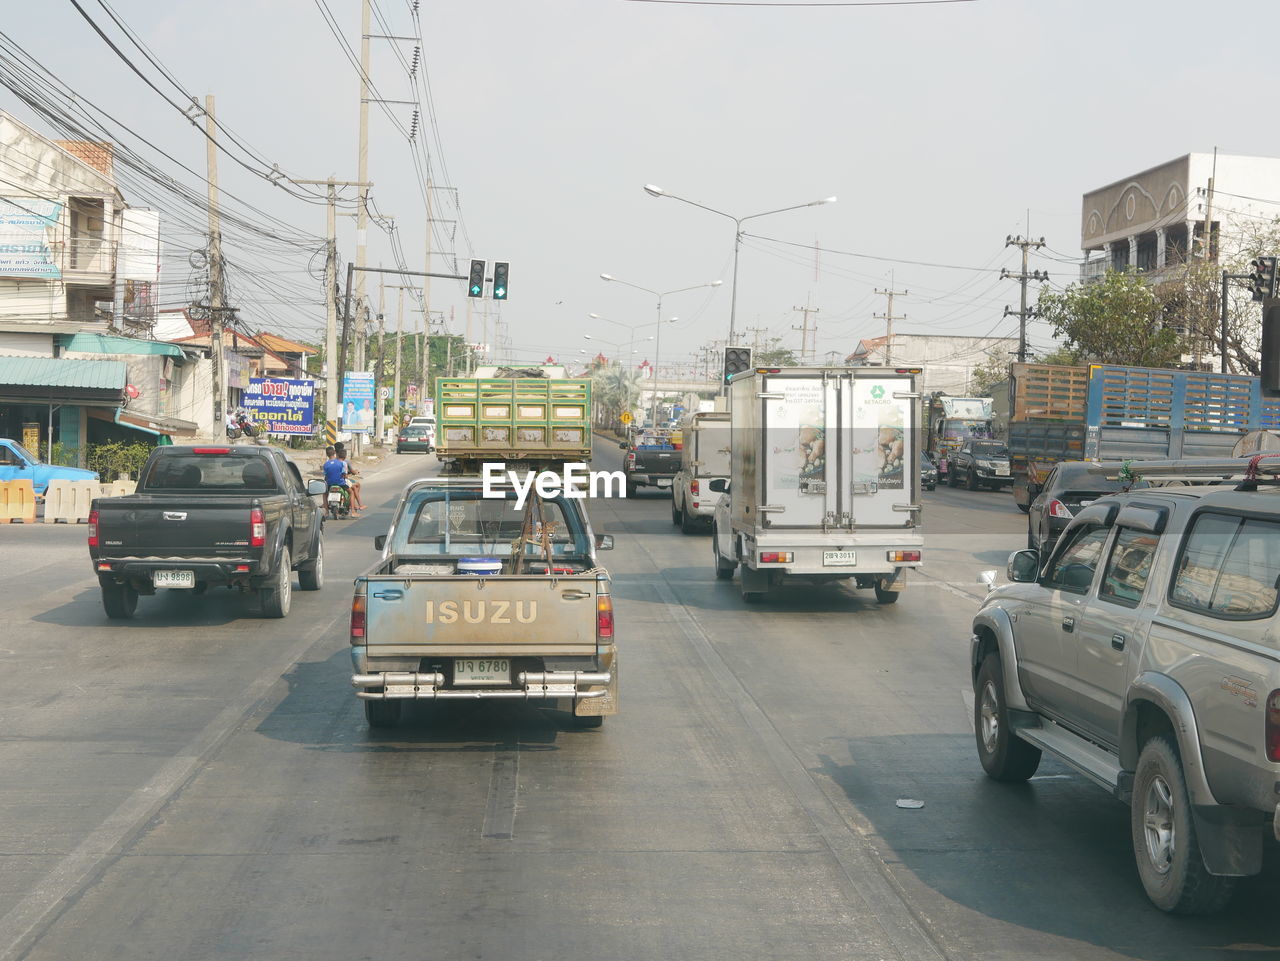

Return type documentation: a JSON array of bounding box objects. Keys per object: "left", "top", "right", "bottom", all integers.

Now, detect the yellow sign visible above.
[
  {"left": 620, "top": 411, "right": 632, "bottom": 425},
  {"left": 22, "top": 422, "right": 39, "bottom": 454}
]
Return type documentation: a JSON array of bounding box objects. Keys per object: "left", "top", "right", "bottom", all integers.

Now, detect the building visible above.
[
  {"left": 845, "top": 333, "right": 1017, "bottom": 397},
  {"left": 1080, "top": 152, "right": 1280, "bottom": 281}
]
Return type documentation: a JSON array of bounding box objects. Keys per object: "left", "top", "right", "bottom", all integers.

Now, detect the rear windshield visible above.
[
  {"left": 394, "top": 488, "right": 587, "bottom": 557},
  {"left": 401, "top": 427, "right": 430, "bottom": 436},
  {"left": 142, "top": 453, "right": 277, "bottom": 491},
  {"left": 1056, "top": 466, "right": 1144, "bottom": 493},
  {"left": 972, "top": 442, "right": 1008, "bottom": 457}
]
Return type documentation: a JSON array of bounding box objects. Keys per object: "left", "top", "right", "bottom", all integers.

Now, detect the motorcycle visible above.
[
  {"left": 327, "top": 484, "right": 352, "bottom": 521},
  {"left": 226, "top": 413, "right": 260, "bottom": 440}
]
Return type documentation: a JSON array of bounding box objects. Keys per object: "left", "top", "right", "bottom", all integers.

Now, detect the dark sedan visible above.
[
  {"left": 920, "top": 450, "right": 938, "bottom": 490},
  {"left": 1026, "top": 460, "right": 1144, "bottom": 552},
  {"left": 396, "top": 425, "right": 434, "bottom": 454}
]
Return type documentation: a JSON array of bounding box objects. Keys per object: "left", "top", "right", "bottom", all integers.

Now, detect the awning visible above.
[
  {"left": 87, "top": 406, "right": 199, "bottom": 438},
  {"left": 0, "top": 356, "right": 126, "bottom": 406}
]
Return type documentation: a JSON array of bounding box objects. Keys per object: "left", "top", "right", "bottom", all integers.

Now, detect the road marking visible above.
[
  {"left": 482, "top": 746, "right": 520, "bottom": 840},
  {"left": 0, "top": 608, "right": 352, "bottom": 961},
  {"left": 960, "top": 687, "right": 975, "bottom": 732}
]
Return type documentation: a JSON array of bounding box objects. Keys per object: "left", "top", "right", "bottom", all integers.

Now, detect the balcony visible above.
[{"left": 50, "top": 235, "right": 116, "bottom": 284}]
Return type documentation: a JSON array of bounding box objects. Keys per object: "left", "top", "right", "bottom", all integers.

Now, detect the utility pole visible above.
[
  {"left": 394, "top": 286, "right": 404, "bottom": 427},
  {"left": 355, "top": 0, "right": 371, "bottom": 347},
  {"left": 874, "top": 281, "right": 909, "bottom": 366},
  {"left": 792, "top": 295, "right": 819, "bottom": 364},
  {"left": 1001, "top": 236, "right": 1048, "bottom": 363},
  {"left": 1196, "top": 148, "right": 1219, "bottom": 369},
  {"left": 205, "top": 94, "right": 225, "bottom": 436},
  {"left": 374, "top": 309, "right": 387, "bottom": 442}
]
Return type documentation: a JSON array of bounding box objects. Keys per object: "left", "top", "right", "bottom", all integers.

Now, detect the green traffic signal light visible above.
[
  {"left": 468, "top": 259, "right": 485, "bottom": 299},
  {"left": 493, "top": 262, "right": 509, "bottom": 301}
]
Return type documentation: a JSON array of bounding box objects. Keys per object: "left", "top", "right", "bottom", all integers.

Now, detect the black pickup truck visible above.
[
  {"left": 619, "top": 427, "right": 680, "bottom": 496},
  {"left": 88, "top": 445, "right": 326, "bottom": 619}
]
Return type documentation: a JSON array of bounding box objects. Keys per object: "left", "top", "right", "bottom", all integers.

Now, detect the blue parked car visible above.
[{"left": 0, "top": 438, "right": 99, "bottom": 494}]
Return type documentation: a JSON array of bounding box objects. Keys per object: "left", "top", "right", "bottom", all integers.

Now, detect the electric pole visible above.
[
  {"left": 1001, "top": 235, "right": 1048, "bottom": 363},
  {"left": 874, "top": 282, "right": 909, "bottom": 366},
  {"left": 204, "top": 94, "right": 226, "bottom": 436},
  {"left": 792, "top": 295, "right": 819, "bottom": 364},
  {"left": 355, "top": 0, "right": 371, "bottom": 343}
]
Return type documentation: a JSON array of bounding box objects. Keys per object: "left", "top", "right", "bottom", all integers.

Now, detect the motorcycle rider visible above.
[
  {"left": 224, "top": 409, "right": 240, "bottom": 438},
  {"left": 321, "top": 445, "right": 358, "bottom": 514},
  {"left": 334, "top": 442, "right": 366, "bottom": 512}
]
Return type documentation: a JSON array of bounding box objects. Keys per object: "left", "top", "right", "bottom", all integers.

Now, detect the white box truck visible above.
[{"left": 710, "top": 366, "right": 924, "bottom": 603}]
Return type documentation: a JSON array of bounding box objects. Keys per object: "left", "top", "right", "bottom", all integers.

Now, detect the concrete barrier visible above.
[
  {"left": 43, "top": 479, "right": 98, "bottom": 523},
  {"left": 106, "top": 480, "right": 135, "bottom": 497},
  {"left": 0, "top": 479, "right": 37, "bottom": 523}
]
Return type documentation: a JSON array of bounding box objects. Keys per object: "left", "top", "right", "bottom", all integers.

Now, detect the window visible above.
[
  {"left": 403, "top": 491, "right": 577, "bottom": 556},
  {"left": 1044, "top": 526, "right": 1108, "bottom": 594},
  {"left": 1171, "top": 513, "right": 1280, "bottom": 619},
  {"left": 1100, "top": 528, "right": 1158, "bottom": 607}
]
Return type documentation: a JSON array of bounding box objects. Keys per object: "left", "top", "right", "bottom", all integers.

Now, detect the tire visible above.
[
  {"left": 1016, "top": 502, "right": 1030, "bottom": 514},
  {"left": 259, "top": 546, "right": 293, "bottom": 618},
  {"left": 1131, "top": 736, "right": 1236, "bottom": 914},
  {"left": 874, "top": 583, "right": 900, "bottom": 604},
  {"left": 925, "top": 484, "right": 936, "bottom": 491},
  {"left": 966, "top": 467, "right": 979, "bottom": 491},
  {"left": 364, "top": 697, "right": 401, "bottom": 728},
  {"left": 712, "top": 523, "right": 736, "bottom": 580},
  {"left": 298, "top": 539, "right": 324, "bottom": 591},
  {"left": 328, "top": 501, "right": 340, "bottom": 521},
  {"left": 671, "top": 497, "right": 682, "bottom": 526},
  {"left": 101, "top": 580, "right": 138, "bottom": 619},
  {"left": 680, "top": 508, "right": 699, "bottom": 535},
  {"left": 974, "top": 656, "right": 1042, "bottom": 781},
  {"left": 625, "top": 479, "right": 638, "bottom": 498},
  {"left": 947, "top": 469, "right": 958, "bottom": 488},
  {"left": 742, "top": 591, "right": 764, "bottom": 603}
]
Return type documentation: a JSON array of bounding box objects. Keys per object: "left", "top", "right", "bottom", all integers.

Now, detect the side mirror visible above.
[
  {"left": 373, "top": 534, "right": 387, "bottom": 551},
  {"left": 306, "top": 479, "right": 326, "bottom": 496},
  {"left": 594, "top": 533, "right": 614, "bottom": 551},
  {"left": 707, "top": 478, "right": 728, "bottom": 493},
  {"left": 1006, "top": 549, "right": 1039, "bottom": 583}
]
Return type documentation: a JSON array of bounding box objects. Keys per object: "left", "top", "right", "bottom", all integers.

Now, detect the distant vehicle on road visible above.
[
  {"left": 0, "top": 437, "right": 97, "bottom": 494},
  {"left": 920, "top": 450, "right": 938, "bottom": 491},
  {"left": 1026, "top": 460, "right": 1142, "bottom": 553},
  {"left": 89, "top": 445, "right": 325, "bottom": 619},
  {"left": 947, "top": 439, "right": 1011, "bottom": 491},
  {"left": 672, "top": 411, "right": 729, "bottom": 533},
  {"left": 619, "top": 427, "right": 680, "bottom": 497},
  {"left": 396, "top": 424, "right": 434, "bottom": 454}
]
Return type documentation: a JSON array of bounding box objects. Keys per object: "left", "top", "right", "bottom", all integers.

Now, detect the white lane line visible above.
[
  {"left": 0, "top": 609, "right": 351, "bottom": 961},
  {"left": 960, "top": 687, "right": 975, "bottom": 732}
]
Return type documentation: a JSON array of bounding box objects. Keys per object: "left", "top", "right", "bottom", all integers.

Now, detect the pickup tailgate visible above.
[
  {"left": 95, "top": 496, "right": 265, "bottom": 556},
  {"left": 363, "top": 573, "right": 603, "bottom": 656}
]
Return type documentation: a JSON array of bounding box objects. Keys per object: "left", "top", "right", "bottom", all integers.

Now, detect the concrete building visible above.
[
  {"left": 845, "top": 333, "right": 1017, "bottom": 397},
  {"left": 1080, "top": 152, "right": 1280, "bottom": 281}
]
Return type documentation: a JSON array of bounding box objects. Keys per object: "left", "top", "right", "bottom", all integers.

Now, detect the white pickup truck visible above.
[
  {"left": 671, "top": 411, "right": 730, "bottom": 534},
  {"left": 350, "top": 477, "right": 618, "bottom": 728}
]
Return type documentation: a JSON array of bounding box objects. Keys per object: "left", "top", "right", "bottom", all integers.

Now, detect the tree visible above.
[
  {"left": 969, "top": 352, "right": 1010, "bottom": 396},
  {"left": 753, "top": 337, "right": 798, "bottom": 367},
  {"left": 591, "top": 364, "right": 641, "bottom": 427},
  {"left": 1037, "top": 269, "right": 1187, "bottom": 368},
  {"left": 1033, "top": 345, "right": 1083, "bottom": 366}
]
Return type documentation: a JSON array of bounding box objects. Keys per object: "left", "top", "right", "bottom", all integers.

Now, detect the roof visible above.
[
  {"left": 61, "top": 332, "right": 186, "bottom": 359},
  {"left": 255, "top": 331, "right": 314, "bottom": 355},
  {"left": 0, "top": 356, "right": 127, "bottom": 390}
]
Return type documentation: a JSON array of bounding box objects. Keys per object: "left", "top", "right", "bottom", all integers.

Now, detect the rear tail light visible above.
[
  {"left": 250, "top": 507, "right": 266, "bottom": 547},
  {"left": 192, "top": 447, "right": 231, "bottom": 455},
  {"left": 690, "top": 480, "right": 700, "bottom": 494},
  {"left": 626, "top": 452, "right": 636, "bottom": 469},
  {"left": 888, "top": 550, "right": 921, "bottom": 562},
  {"left": 596, "top": 593, "right": 614, "bottom": 640},
  {"left": 1266, "top": 690, "right": 1280, "bottom": 762},
  {"left": 350, "top": 594, "right": 366, "bottom": 642},
  {"left": 760, "top": 551, "right": 793, "bottom": 563},
  {"left": 692, "top": 502, "right": 700, "bottom": 509},
  {"left": 88, "top": 509, "right": 99, "bottom": 547},
  {"left": 1048, "top": 499, "right": 1073, "bottom": 519}
]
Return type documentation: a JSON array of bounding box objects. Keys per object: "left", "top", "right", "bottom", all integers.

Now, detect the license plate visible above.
[
  {"left": 453, "top": 658, "right": 511, "bottom": 686},
  {"left": 153, "top": 569, "right": 195, "bottom": 589},
  {"left": 996, "top": 467, "right": 1010, "bottom": 476},
  {"left": 823, "top": 551, "right": 857, "bottom": 566},
  {"left": 328, "top": 491, "right": 342, "bottom": 501},
  {"left": 656, "top": 478, "right": 672, "bottom": 487}
]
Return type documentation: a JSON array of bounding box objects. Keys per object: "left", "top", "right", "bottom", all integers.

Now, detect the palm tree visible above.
[{"left": 592, "top": 363, "right": 641, "bottom": 428}]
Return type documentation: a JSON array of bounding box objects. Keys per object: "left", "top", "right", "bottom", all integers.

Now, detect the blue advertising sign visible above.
[
  {"left": 242, "top": 377, "right": 316, "bottom": 435},
  {"left": 341, "top": 371, "right": 376, "bottom": 434}
]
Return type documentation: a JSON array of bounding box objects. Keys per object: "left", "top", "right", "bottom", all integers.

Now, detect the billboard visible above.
[
  {"left": 0, "top": 197, "right": 62, "bottom": 279},
  {"left": 118, "top": 208, "right": 161, "bottom": 282},
  {"left": 341, "top": 371, "right": 375, "bottom": 433},
  {"left": 242, "top": 377, "right": 316, "bottom": 435}
]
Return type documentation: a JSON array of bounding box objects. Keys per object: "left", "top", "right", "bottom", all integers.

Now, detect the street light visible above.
[
  {"left": 599, "top": 274, "right": 722, "bottom": 426},
  {"left": 642, "top": 185, "right": 835, "bottom": 350}
]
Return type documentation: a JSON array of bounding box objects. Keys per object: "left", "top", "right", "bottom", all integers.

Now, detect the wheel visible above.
[
  {"left": 1131, "top": 736, "right": 1235, "bottom": 914},
  {"left": 742, "top": 591, "right": 764, "bottom": 603},
  {"left": 259, "top": 546, "right": 293, "bottom": 618},
  {"left": 671, "top": 497, "right": 682, "bottom": 526},
  {"left": 974, "top": 656, "right": 1042, "bottom": 781},
  {"left": 874, "top": 583, "right": 900, "bottom": 604},
  {"left": 1016, "top": 502, "right": 1030, "bottom": 514},
  {"left": 680, "top": 507, "right": 699, "bottom": 535},
  {"left": 329, "top": 501, "right": 340, "bottom": 521},
  {"left": 101, "top": 580, "right": 138, "bottom": 619},
  {"left": 625, "top": 479, "right": 638, "bottom": 498},
  {"left": 966, "top": 467, "right": 979, "bottom": 491},
  {"left": 364, "top": 697, "right": 401, "bottom": 728},
  {"left": 925, "top": 484, "right": 936, "bottom": 491},
  {"left": 298, "top": 539, "right": 324, "bottom": 591},
  {"left": 947, "top": 469, "right": 958, "bottom": 488},
  {"left": 712, "top": 523, "right": 736, "bottom": 580}
]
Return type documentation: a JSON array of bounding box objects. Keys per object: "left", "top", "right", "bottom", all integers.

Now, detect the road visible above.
[{"left": 0, "top": 448, "right": 1275, "bottom": 961}]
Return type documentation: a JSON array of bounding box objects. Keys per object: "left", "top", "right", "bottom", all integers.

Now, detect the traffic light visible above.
[
  {"left": 1250, "top": 256, "right": 1277, "bottom": 303},
  {"left": 722, "top": 346, "right": 753, "bottom": 385},
  {"left": 492, "top": 261, "right": 509, "bottom": 300},
  {"left": 468, "top": 259, "right": 485, "bottom": 298},
  {"left": 1262, "top": 305, "right": 1280, "bottom": 394}
]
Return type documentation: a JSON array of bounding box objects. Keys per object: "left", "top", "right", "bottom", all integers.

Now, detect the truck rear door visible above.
[
  {"left": 363, "top": 573, "right": 603, "bottom": 657},
  {"left": 845, "top": 371, "right": 917, "bottom": 528}
]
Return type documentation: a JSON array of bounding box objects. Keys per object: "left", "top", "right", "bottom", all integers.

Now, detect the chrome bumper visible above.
[{"left": 352, "top": 670, "right": 612, "bottom": 700}]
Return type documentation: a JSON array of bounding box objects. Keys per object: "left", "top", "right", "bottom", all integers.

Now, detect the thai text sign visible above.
[
  {"left": 242, "top": 377, "right": 316, "bottom": 435},
  {"left": 0, "top": 198, "right": 62, "bottom": 279}
]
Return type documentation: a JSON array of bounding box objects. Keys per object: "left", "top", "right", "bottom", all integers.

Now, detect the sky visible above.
[{"left": 5, "top": 0, "right": 1280, "bottom": 378}]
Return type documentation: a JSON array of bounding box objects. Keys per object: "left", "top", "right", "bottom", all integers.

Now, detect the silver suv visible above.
[{"left": 971, "top": 481, "right": 1280, "bottom": 914}]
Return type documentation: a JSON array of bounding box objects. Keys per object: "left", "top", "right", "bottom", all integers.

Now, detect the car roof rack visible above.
[{"left": 1087, "top": 453, "right": 1280, "bottom": 491}]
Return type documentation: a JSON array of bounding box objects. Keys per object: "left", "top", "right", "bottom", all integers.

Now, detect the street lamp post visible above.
[
  {"left": 642, "top": 185, "right": 835, "bottom": 349},
  {"left": 599, "top": 274, "right": 722, "bottom": 427}
]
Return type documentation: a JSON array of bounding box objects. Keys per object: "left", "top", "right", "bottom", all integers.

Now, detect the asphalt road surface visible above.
[{"left": 0, "top": 448, "right": 1275, "bottom": 961}]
